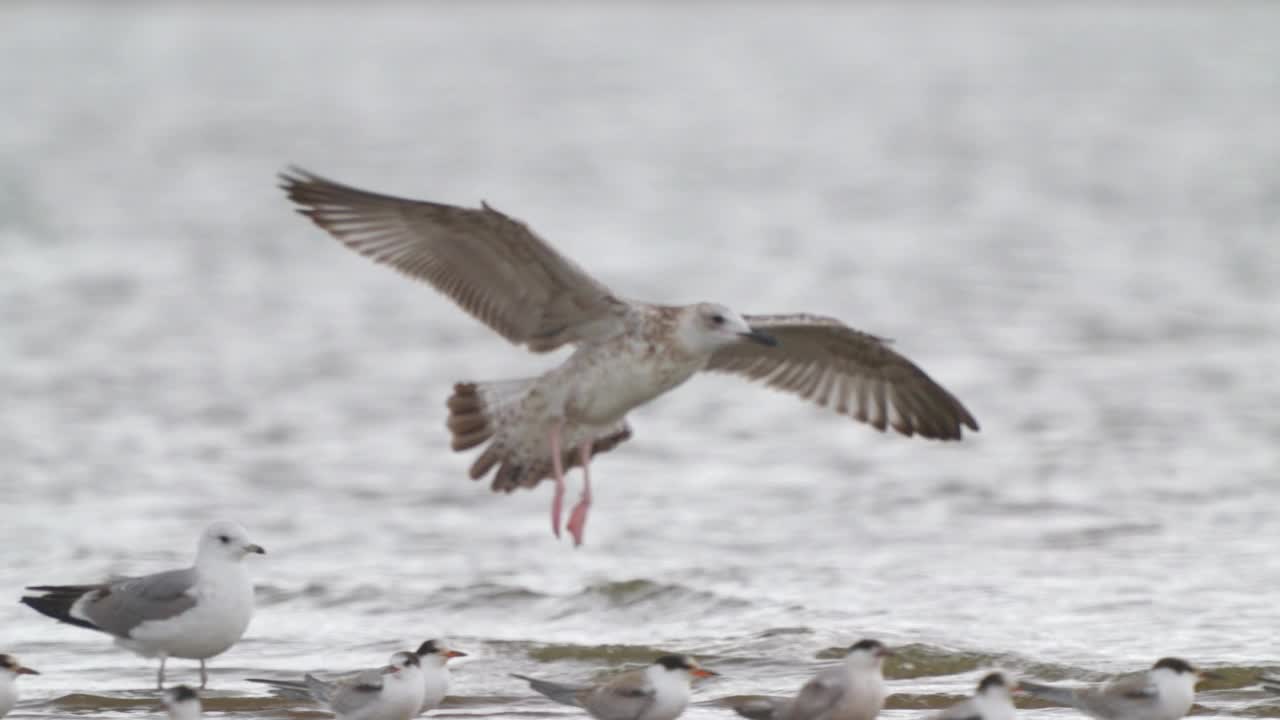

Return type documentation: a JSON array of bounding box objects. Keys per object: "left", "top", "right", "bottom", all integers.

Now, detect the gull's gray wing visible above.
[
  {"left": 1022, "top": 676, "right": 1154, "bottom": 720},
  {"left": 583, "top": 668, "right": 657, "bottom": 720},
  {"left": 245, "top": 677, "right": 314, "bottom": 702},
  {"left": 318, "top": 670, "right": 385, "bottom": 717},
  {"left": 280, "top": 168, "right": 626, "bottom": 353},
  {"left": 779, "top": 666, "right": 849, "bottom": 720},
  {"left": 1076, "top": 674, "right": 1159, "bottom": 719},
  {"left": 511, "top": 674, "right": 589, "bottom": 708},
  {"left": 23, "top": 568, "right": 198, "bottom": 638},
  {"left": 705, "top": 313, "right": 979, "bottom": 440}
]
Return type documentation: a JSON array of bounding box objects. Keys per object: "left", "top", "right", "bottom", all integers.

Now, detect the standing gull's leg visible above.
[
  {"left": 200, "top": 659, "right": 208, "bottom": 689},
  {"left": 566, "top": 441, "right": 593, "bottom": 547},
  {"left": 157, "top": 656, "right": 167, "bottom": 689},
  {"left": 548, "top": 420, "right": 567, "bottom": 539}
]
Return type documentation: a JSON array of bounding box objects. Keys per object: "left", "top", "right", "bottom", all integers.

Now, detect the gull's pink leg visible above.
[
  {"left": 549, "top": 420, "right": 566, "bottom": 539},
  {"left": 566, "top": 441, "right": 593, "bottom": 547}
]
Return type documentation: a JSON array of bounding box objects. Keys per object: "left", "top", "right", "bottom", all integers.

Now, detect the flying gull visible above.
[
  {"left": 20, "top": 520, "right": 265, "bottom": 688},
  {"left": 280, "top": 168, "right": 980, "bottom": 545}
]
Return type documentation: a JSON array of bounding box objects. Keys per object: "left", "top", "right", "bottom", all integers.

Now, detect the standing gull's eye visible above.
[
  {"left": 711, "top": 314, "right": 725, "bottom": 325},
  {"left": 218, "top": 534, "right": 231, "bottom": 544}
]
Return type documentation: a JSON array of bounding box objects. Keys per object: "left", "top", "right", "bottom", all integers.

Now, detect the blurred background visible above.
[{"left": 1, "top": 2, "right": 1278, "bottom": 718}]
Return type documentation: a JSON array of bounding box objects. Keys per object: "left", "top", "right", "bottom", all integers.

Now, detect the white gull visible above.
[
  {"left": 0, "top": 654, "right": 39, "bottom": 719},
  {"left": 162, "top": 685, "right": 203, "bottom": 720},
  {"left": 280, "top": 168, "right": 980, "bottom": 545},
  {"left": 292, "top": 651, "right": 426, "bottom": 720},
  {"left": 249, "top": 639, "right": 465, "bottom": 715},
  {"left": 20, "top": 520, "right": 265, "bottom": 688}
]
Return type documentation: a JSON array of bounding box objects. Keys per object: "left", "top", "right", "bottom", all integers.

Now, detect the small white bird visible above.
[
  {"left": 280, "top": 169, "right": 979, "bottom": 546},
  {"left": 513, "top": 654, "right": 719, "bottom": 720},
  {"left": 1020, "top": 658, "right": 1211, "bottom": 720},
  {"left": 732, "top": 638, "right": 892, "bottom": 720},
  {"left": 413, "top": 639, "right": 466, "bottom": 714},
  {"left": 302, "top": 651, "right": 427, "bottom": 720},
  {"left": 0, "top": 654, "right": 39, "bottom": 719},
  {"left": 927, "top": 672, "right": 1019, "bottom": 720},
  {"left": 161, "top": 685, "right": 202, "bottom": 720},
  {"left": 20, "top": 520, "right": 265, "bottom": 688},
  {"left": 250, "top": 640, "right": 465, "bottom": 715}
]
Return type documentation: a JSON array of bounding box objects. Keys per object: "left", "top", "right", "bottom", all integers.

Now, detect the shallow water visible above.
[{"left": 2, "top": 2, "right": 1279, "bottom": 719}]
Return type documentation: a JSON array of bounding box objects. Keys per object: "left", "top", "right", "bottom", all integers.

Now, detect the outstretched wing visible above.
[
  {"left": 705, "top": 313, "right": 978, "bottom": 440},
  {"left": 280, "top": 168, "right": 626, "bottom": 352}
]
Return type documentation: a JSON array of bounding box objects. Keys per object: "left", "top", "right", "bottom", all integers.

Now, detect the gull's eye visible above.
[
  {"left": 710, "top": 314, "right": 725, "bottom": 326},
  {"left": 218, "top": 534, "right": 231, "bottom": 544}
]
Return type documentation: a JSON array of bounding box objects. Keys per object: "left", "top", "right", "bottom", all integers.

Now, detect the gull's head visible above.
[
  {"left": 1151, "top": 657, "right": 1212, "bottom": 685},
  {"left": 680, "top": 302, "right": 777, "bottom": 353},
  {"left": 650, "top": 654, "right": 719, "bottom": 684},
  {"left": 416, "top": 639, "right": 467, "bottom": 668},
  {"left": 976, "top": 672, "right": 1018, "bottom": 699},
  {"left": 844, "top": 639, "right": 893, "bottom": 670},
  {"left": 0, "top": 653, "right": 38, "bottom": 678},
  {"left": 161, "top": 685, "right": 202, "bottom": 720},
  {"left": 197, "top": 520, "right": 266, "bottom": 562},
  {"left": 384, "top": 651, "right": 422, "bottom": 678}
]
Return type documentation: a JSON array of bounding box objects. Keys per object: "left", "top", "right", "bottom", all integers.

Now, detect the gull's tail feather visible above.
[
  {"left": 449, "top": 380, "right": 633, "bottom": 493},
  {"left": 510, "top": 674, "right": 586, "bottom": 708},
  {"left": 1019, "top": 681, "right": 1077, "bottom": 707},
  {"left": 246, "top": 678, "right": 313, "bottom": 702},
  {"left": 447, "top": 379, "right": 532, "bottom": 452},
  {"left": 20, "top": 585, "right": 102, "bottom": 632}
]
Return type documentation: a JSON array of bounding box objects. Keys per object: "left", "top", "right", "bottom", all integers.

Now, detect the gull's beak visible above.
[
  {"left": 1009, "top": 682, "right": 1022, "bottom": 693},
  {"left": 445, "top": 650, "right": 467, "bottom": 659},
  {"left": 381, "top": 665, "right": 399, "bottom": 675},
  {"left": 740, "top": 329, "right": 779, "bottom": 347},
  {"left": 1198, "top": 670, "right": 1221, "bottom": 681},
  {"left": 245, "top": 543, "right": 266, "bottom": 555},
  {"left": 692, "top": 667, "right": 719, "bottom": 678},
  {"left": 16, "top": 666, "right": 38, "bottom": 675},
  {"left": 876, "top": 647, "right": 895, "bottom": 659}
]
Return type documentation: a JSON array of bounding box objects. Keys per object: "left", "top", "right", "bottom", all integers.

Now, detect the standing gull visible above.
[
  {"left": 162, "top": 685, "right": 203, "bottom": 720},
  {"left": 926, "top": 672, "right": 1020, "bottom": 720},
  {"left": 20, "top": 520, "right": 265, "bottom": 689},
  {"left": 249, "top": 639, "right": 465, "bottom": 715},
  {"left": 280, "top": 168, "right": 980, "bottom": 545},
  {"left": 289, "top": 651, "right": 427, "bottom": 720},
  {"left": 513, "top": 653, "right": 718, "bottom": 720},
  {"left": 0, "top": 654, "right": 38, "bottom": 719},
  {"left": 1019, "top": 658, "right": 1212, "bottom": 720},
  {"left": 732, "top": 638, "right": 891, "bottom": 720}
]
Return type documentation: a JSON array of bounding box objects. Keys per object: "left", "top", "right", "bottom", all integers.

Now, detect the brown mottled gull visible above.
[{"left": 279, "top": 168, "right": 979, "bottom": 545}]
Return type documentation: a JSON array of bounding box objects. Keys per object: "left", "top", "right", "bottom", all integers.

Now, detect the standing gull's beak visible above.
[
  {"left": 445, "top": 650, "right": 467, "bottom": 659},
  {"left": 740, "top": 329, "right": 779, "bottom": 347},
  {"left": 691, "top": 667, "right": 719, "bottom": 678},
  {"left": 244, "top": 543, "right": 266, "bottom": 555},
  {"left": 16, "top": 665, "right": 38, "bottom": 675}
]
